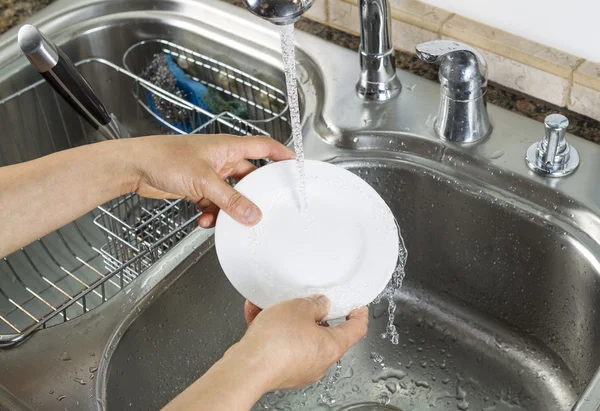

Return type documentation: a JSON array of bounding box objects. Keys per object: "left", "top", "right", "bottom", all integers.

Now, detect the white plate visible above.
[{"left": 215, "top": 160, "right": 399, "bottom": 320}]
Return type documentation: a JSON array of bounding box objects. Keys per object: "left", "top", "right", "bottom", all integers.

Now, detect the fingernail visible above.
[
  {"left": 317, "top": 295, "right": 330, "bottom": 307},
  {"left": 244, "top": 206, "right": 262, "bottom": 225}
]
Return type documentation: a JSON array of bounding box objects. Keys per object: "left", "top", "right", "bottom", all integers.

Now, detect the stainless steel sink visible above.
[
  {"left": 1, "top": 0, "right": 600, "bottom": 410},
  {"left": 102, "top": 157, "right": 600, "bottom": 411}
]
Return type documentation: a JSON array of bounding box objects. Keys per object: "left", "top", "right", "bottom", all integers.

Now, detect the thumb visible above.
[
  {"left": 328, "top": 306, "right": 369, "bottom": 353},
  {"left": 301, "top": 295, "right": 331, "bottom": 322},
  {"left": 202, "top": 168, "right": 262, "bottom": 226}
]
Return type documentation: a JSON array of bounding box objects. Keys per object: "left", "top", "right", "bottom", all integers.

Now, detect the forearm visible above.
[
  {"left": 0, "top": 140, "right": 137, "bottom": 258},
  {"left": 163, "top": 342, "right": 273, "bottom": 411}
]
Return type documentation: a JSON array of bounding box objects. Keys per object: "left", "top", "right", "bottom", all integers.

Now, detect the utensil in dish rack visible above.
[{"left": 18, "top": 24, "right": 130, "bottom": 140}]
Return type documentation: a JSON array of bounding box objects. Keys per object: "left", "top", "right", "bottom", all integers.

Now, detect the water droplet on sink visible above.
[
  {"left": 489, "top": 150, "right": 505, "bottom": 159},
  {"left": 74, "top": 377, "right": 86, "bottom": 386},
  {"left": 57, "top": 395, "right": 66, "bottom": 401},
  {"left": 379, "top": 391, "right": 391, "bottom": 405},
  {"left": 370, "top": 352, "right": 384, "bottom": 363},
  {"left": 415, "top": 380, "right": 430, "bottom": 388},
  {"left": 320, "top": 392, "right": 335, "bottom": 405},
  {"left": 372, "top": 368, "right": 407, "bottom": 382},
  {"left": 59, "top": 351, "right": 71, "bottom": 361},
  {"left": 457, "top": 400, "right": 469, "bottom": 410},
  {"left": 89, "top": 366, "right": 98, "bottom": 373},
  {"left": 425, "top": 114, "right": 435, "bottom": 127}
]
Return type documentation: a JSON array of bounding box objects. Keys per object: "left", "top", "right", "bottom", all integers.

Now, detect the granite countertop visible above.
[
  {"left": 0, "top": 0, "right": 51, "bottom": 33},
  {"left": 3, "top": 0, "right": 600, "bottom": 143}
]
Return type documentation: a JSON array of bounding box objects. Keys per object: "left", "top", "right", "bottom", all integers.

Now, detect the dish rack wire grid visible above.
[{"left": 0, "top": 40, "right": 290, "bottom": 346}]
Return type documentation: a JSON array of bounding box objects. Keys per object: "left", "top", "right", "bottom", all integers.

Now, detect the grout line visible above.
[
  {"left": 325, "top": 0, "right": 331, "bottom": 24},
  {"left": 565, "top": 58, "right": 586, "bottom": 107},
  {"left": 438, "top": 13, "right": 455, "bottom": 37}
]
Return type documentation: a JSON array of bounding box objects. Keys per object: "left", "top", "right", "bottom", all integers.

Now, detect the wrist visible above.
[
  {"left": 220, "top": 341, "right": 276, "bottom": 396},
  {"left": 101, "top": 138, "right": 143, "bottom": 196},
  {"left": 164, "top": 341, "right": 274, "bottom": 410}
]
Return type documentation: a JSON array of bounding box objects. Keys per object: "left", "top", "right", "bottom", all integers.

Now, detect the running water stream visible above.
[
  {"left": 279, "top": 24, "right": 308, "bottom": 212},
  {"left": 263, "top": 23, "right": 409, "bottom": 409},
  {"left": 279, "top": 21, "right": 409, "bottom": 343}
]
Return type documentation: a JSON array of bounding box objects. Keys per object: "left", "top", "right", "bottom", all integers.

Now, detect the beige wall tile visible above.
[
  {"left": 328, "top": 0, "right": 360, "bottom": 35},
  {"left": 569, "top": 83, "right": 600, "bottom": 122},
  {"left": 442, "top": 15, "right": 581, "bottom": 79},
  {"left": 338, "top": 0, "right": 451, "bottom": 33},
  {"left": 388, "top": 0, "right": 453, "bottom": 33},
  {"left": 391, "top": 19, "right": 438, "bottom": 53},
  {"left": 574, "top": 61, "right": 600, "bottom": 92},
  {"left": 328, "top": 0, "right": 438, "bottom": 52},
  {"left": 305, "top": 0, "right": 329, "bottom": 23},
  {"left": 476, "top": 47, "right": 569, "bottom": 107}
]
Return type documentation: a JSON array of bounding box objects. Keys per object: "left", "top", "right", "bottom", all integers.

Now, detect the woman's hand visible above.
[
  {"left": 124, "top": 134, "right": 294, "bottom": 228},
  {"left": 239, "top": 296, "right": 369, "bottom": 390},
  {"left": 0, "top": 133, "right": 292, "bottom": 258},
  {"left": 164, "top": 296, "right": 368, "bottom": 410}
]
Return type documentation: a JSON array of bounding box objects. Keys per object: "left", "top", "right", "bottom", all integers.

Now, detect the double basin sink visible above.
[{"left": 0, "top": 0, "right": 600, "bottom": 410}]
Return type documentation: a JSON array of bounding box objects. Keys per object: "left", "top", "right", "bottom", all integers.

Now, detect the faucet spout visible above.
[
  {"left": 356, "top": 0, "right": 401, "bottom": 101},
  {"left": 243, "top": 0, "right": 313, "bottom": 25}
]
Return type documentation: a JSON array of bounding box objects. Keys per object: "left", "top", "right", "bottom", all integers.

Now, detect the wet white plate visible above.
[{"left": 215, "top": 160, "right": 399, "bottom": 320}]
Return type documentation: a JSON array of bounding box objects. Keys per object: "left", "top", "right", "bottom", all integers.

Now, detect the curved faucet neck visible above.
[{"left": 356, "top": 0, "right": 401, "bottom": 101}]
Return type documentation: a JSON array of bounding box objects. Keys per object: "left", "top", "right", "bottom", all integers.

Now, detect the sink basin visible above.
[
  {"left": 0, "top": 0, "right": 600, "bottom": 410},
  {"left": 103, "top": 158, "right": 600, "bottom": 411}
]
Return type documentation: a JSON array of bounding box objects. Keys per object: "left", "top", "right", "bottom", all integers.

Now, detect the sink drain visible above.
[{"left": 339, "top": 403, "right": 403, "bottom": 411}]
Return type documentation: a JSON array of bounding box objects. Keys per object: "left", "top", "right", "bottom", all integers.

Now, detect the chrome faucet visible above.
[
  {"left": 416, "top": 40, "right": 492, "bottom": 143},
  {"left": 244, "top": 0, "right": 401, "bottom": 102},
  {"left": 356, "top": 0, "right": 401, "bottom": 101}
]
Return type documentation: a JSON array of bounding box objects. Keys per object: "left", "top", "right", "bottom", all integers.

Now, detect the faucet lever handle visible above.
[
  {"left": 416, "top": 40, "right": 487, "bottom": 76},
  {"left": 415, "top": 40, "right": 491, "bottom": 143},
  {"left": 416, "top": 40, "right": 488, "bottom": 100}
]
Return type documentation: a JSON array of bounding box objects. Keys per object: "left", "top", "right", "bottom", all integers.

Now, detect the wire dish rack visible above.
[{"left": 0, "top": 40, "right": 290, "bottom": 346}]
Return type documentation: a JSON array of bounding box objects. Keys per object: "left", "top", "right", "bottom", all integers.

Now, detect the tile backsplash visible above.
[{"left": 305, "top": 0, "right": 600, "bottom": 122}]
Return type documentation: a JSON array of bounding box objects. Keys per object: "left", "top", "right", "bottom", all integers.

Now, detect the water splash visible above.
[
  {"left": 320, "top": 360, "right": 343, "bottom": 405},
  {"left": 280, "top": 24, "right": 308, "bottom": 212},
  {"left": 374, "top": 223, "right": 408, "bottom": 345}
]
